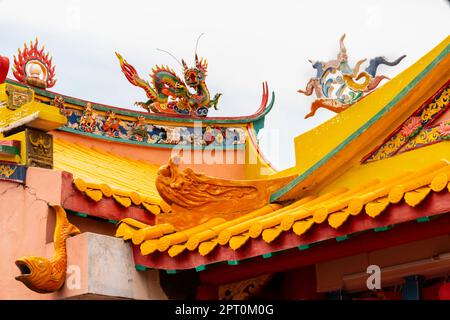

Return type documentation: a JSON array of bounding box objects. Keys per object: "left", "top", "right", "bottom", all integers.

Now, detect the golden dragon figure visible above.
[{"left": 15, "top": 206, "right": 80, "bottom": 293}]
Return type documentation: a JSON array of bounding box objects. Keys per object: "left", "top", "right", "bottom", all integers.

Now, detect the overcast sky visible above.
[{"left": 1, "top": 0, "right": 449, "bottom": 169}]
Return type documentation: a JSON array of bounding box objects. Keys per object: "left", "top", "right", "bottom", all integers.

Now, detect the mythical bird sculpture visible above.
[
  {"left": 116, "top": 35, "right": 221, "bottom": 117},
  {"left": 298, "top": 34, "right": 406, "bottom": 119}
]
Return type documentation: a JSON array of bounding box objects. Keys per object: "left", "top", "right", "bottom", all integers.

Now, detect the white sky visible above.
[{"left": 1, "top": 0, "right": 449, "bottom": 169}]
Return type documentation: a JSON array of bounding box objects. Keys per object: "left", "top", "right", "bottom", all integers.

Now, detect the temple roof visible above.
[
  {"left": 271, "top": 35, "right": 450, "bottom": 201},
  {"left": 116, "top": 160, "right": 450, "bottom": 269},
  {"left": 53, "top": 138, "right": 167, "bottom": 212},
  {"left": 112, "top": 35, "right": 450, "bottom": 271}
]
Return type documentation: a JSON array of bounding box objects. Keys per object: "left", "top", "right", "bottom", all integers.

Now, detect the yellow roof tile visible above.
[
  {"left": 53, "top": 138, "right": 168, "bottom": 213},
  {"left": 115, "top": 159, "right": 450, "bottom": 258}
]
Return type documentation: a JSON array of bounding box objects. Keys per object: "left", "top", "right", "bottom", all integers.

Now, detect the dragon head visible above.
[{"left": 182, "top": 54, "right": 207, "bottom": 88}]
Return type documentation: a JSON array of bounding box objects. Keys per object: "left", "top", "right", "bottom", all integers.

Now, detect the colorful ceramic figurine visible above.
[
  {"left": 102, "top": 111, "right": 120, "bottom": 136},
  {"left": 116, "top": 35, "right": 221, "bottom": 117},
  {"left": 12, "top": 38, "right": 56, "bottom": 89},
  {"left": 79, "top": 102, "right": 98, "bottom": 132},
  {"left": 298, "top": 34, "right": 405, "bottom": 119}
]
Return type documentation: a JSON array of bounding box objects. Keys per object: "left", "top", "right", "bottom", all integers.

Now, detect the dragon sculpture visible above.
[
  {"left": 298, "top": 34, "right": 406, "bottom": 119},
  {"left": 155, "top": 156, "right": 294, "bottom": 228},
  {"left": 15, "top": 206, "right": 80, "bottom": 293},
  {"left": 116, "top": 36, "right": 221, "bottom": 117}
]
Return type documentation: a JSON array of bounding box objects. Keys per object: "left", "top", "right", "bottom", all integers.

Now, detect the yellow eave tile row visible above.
[
  {"left": 116, "top": 160, "right": 450, "bottom": 258},
  {"left": 53, "top": 138, "right": 170, "bottom": 214}
]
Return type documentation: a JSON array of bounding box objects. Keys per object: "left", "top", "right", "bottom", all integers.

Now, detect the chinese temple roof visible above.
[
  {"left": 113, "top": 36, "right": 449, "bottom": 271},
  {"left": 1, "top": 34, "right": 448, "bottom": 279},
  {"left": 271, "top": 35, "right": 450, "bottom": 201},
  {"left": 116, "top": 160, "right": 450, "bottom": 269},
  {"left": 53, "top": 138, "right": 166, "bottom": 213}
]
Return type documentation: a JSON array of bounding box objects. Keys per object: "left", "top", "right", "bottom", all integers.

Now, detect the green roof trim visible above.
[
  {"left": 135, "top": 265, "right": 148, "bottom": 272},
  {"left": 66, "top": 210, "right": 88, "bottom": 218},
  {"left": 416, "top": 216, "right": 431, "bottom": 223},
  {"left": 374, "top": 225, "right": 392, "bottom": 232},
  {"left": 335, "top": 235, "right": 349, "bottom": 242},
  {"left": 195, "top": 265, "right": 206, "bottom": 272},
  {"left": 270, "top": 43, "right": 450, "bottom": 202},
  {"left": 165, "top": 269, "right": 178, "bottom": 274},
  {"left": 0, "top": 145, "right": 20, "bottom": 156}
]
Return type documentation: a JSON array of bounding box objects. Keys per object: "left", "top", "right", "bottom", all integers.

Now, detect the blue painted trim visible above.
[
  {"left": 59, "top": 127, "right": 246, "bottom": 150},
  {"left": 270, "top": 44, "right": 450, "bottom": 202},
  {"left": 0, "top": 163, "right": 27, "bottom": 184}
]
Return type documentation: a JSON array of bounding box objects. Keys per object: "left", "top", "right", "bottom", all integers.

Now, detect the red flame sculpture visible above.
[{"left": 13, "top": 38, "right": 56, "bottom": 89}]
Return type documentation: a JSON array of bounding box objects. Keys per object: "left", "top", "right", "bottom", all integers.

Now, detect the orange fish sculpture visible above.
[{"left": 15, "top": 206, "right": 80, "bottom": 293}]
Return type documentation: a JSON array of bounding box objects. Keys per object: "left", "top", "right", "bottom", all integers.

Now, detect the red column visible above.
[{"left": 282, "top": 265, "right": 326, "bottom": 300}]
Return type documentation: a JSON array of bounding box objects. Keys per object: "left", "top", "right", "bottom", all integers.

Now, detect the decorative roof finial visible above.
[
  {"left": 298, "top": 34, "right": 406, "bottom": 119},
  {"left": 12, "top": 38, "right": 56, "bottom": 89},
  {"left": 116, "top": 34, "right": 221, "bottom": 117}
]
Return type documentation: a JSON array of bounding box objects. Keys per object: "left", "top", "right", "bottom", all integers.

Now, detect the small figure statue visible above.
[
  {"left": 131, "top": 116, "right": 149, "bottom": 141},
  {"left": 298, "top": 34, "right": 406, "bottom": 119},
  {"left": 52, "top": 95, "right": 67, "bottom": 116},
  {"left": 79, "top": 102, "right": 98, "bottom": 132},
  {"left": 102, "top": 111, "right": 120, "bottom": 136}
]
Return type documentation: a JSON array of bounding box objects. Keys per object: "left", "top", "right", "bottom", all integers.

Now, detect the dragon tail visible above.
[
  {"left": 365, "top": 55, "right": 407, "bottom": 77},
  {"left": 115, "top": 52, "right": 158, "bottom": 101},
  {"left": 305, "top": 99, "right": 350, "bottom": 119}
]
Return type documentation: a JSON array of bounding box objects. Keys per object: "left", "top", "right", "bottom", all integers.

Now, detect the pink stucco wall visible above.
[
  {"left": 0, "top": 168, "right": 65, "bottom": 299},
  {"left": 0, "top": 167, "right": 166, "bottom": 299}
]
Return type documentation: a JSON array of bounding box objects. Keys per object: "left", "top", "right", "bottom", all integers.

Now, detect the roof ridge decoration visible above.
[
  {"left": 116, "top": 35, "right": 221, "bottom": 117},
  {"left": 298, "top": 34, "right": 406, "bottom": 119},
  {"left": 363, "top": 81, "right": 450, "bottom": 162},
  {"left": 12, "top": 38, "right": 56, "bottom": 89},
  {"left": 116, "top": 160, "right": 450, "bottom": 263},
  {"left": 6, "top": 78, "right": 274, "bottom": 124},
  {"left": 154, "top": 156, "right": 295, "bottom": 229},
  {"left": 63, "top": 100, "right": 248, "bottom": 148}
]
